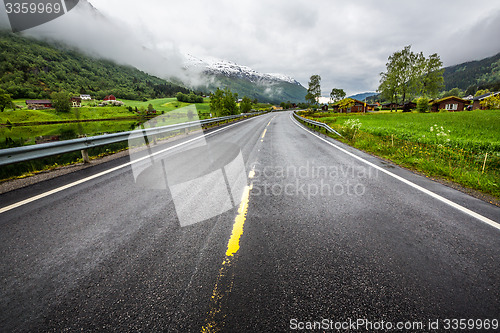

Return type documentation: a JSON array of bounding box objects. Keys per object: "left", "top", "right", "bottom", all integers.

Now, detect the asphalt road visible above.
[{"left": 1, "top": 111, "right": 499, "bottom": 332}]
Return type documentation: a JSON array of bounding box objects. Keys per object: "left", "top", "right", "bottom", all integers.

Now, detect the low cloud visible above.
[
  {"left": 11, "top": 1, "right": 206, "bottom": 87},
  {"left": 2, "top": 0, "right": 499, "bottom": 96}
]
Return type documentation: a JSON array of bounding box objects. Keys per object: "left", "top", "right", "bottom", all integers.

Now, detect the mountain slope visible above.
[
  {"left": 186, "top": 56, "right": 307, "bottom": 103},
  {"left": 347, "top": 92, "right": 377, "bottom": 101},
  {"left": 443, "top": 52, "right": 500, "bottom": 91},
  {"left": 0, "top": 31, "right": 190, "bottom": 100}
]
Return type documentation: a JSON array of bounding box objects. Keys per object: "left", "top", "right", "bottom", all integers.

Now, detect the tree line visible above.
[
  {"left": 209, "top": 88, "right": 255, "bottom": 117},
  {"left": 176, "top": 92, "right": 204, "bottom": 103}
]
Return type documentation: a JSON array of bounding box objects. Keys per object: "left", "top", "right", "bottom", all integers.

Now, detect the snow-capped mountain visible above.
[
  {"left": 185, "top": 55, "right": 307, "bottom": 103},
  {"left": 185, "top": 55, "right": 303, "bottom": 86}
]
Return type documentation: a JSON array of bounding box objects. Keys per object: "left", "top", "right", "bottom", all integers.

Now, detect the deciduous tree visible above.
[
  {"left": 420, "top": 53, "right": 444, "bottom": 98},
  {"left": 240, "top": 96, "right": 252, "bottom": 113},
  {"left": 0, "top": 88, "right": 13, "bottom": 112},
  {"left": 378, "top": 46, "right": 444, "bottom": 105},
  {"left": 50, "top": 90, "right": 72, "bottom": 113},
  {"left": 210, "top": 88, "right": 239, "bottom": 117},
  {"left": 306, "top": 75, "right": 321, "bottom": 105},
  {"left": 330, "top": 88, "right": 346, "bottom": 103}
]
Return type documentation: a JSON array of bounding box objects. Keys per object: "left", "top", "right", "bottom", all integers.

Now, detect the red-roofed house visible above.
[
  {"left": 103, "top": 95, "right": 116, "bottom": 101},
  {"left": 26, "top": 100, "right": 53, "bottom": 109},
  {"left": 71, "top": 97, "right": 82, "bottom": 107}
]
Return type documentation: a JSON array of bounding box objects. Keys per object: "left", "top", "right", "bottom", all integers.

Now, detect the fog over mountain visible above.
[
  {"left": 1, "top": 0, "right": 499, "bottom": 97},
  {"left": 0, "top": 1, "right": 203, "bottom": 86},
  {"left": 0, "top": 0, "right": 306, "bottom": 101}
]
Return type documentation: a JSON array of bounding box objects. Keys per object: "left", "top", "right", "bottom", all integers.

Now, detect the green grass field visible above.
[
  {"left": 1, "top": 106, "right": 136, "bottom": 124},
  {"left": 0, "top": 120, "right": 139, "bottom": 149},
  {"left": 316, "top": 110, "right": 500, "bottom": 152},
  {"left": 2, "top": 98, "right": 212, "bottom": 125},
  {"left": 301, "top": 110, "right": 500, "bottom": 200}
]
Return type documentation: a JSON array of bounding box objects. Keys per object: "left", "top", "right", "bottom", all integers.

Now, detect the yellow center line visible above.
[
  {"left": 202, "top": 115, "right": 276, "bottom": 331},
  {"left": 261, "top": 128, "right": 267, "bottom": 140},
  {"left": 202, "top": 169, "right": 255, "bottom": 332},
  {"left": 260, "top": 116, "right": 275, "bottom": 142},
  {"left": 225, "top": 183, "right": 253, "bottom": 257}
]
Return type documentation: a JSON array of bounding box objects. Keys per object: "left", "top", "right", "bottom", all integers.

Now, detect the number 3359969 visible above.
[{"left": 5, "top": 2, "right": 62, "bottom": 14}]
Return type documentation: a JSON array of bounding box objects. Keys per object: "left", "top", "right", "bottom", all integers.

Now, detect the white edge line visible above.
[
  {"left": 0, "top": 116, "right": 263, "bottom": 214},
  {"left": 290, "top": 113, "right": 500, "bottom": 231}
]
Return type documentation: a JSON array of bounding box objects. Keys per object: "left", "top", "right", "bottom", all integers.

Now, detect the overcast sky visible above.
[{"left": 2, "top": 0, "right": 500, "bottom": 96}]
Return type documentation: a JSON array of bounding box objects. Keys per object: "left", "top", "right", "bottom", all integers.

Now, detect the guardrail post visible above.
[{"left": 81, "top": 149, "right": 90, "bottom": 163}]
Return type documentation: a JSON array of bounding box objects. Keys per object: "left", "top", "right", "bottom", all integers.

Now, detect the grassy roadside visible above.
[{"left": 299, "top": 110, "right": 500, "bottom": 200}]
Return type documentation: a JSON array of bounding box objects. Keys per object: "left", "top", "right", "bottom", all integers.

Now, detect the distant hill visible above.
[
  {"left": 0, "top": 31, "right": 190, "bottom": 100},
  {"left": 207, "top": 74, "right": 307, "bottom": 104},
  {"left": 347, "top": 92, "right": 378, "bottom": 101},
  {"left": 443, "top": 53, "right": 500, "bottom": 91}
]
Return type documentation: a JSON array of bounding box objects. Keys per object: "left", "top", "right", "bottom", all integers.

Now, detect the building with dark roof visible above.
[{"left": 472, "top": 92, "right": 499, "bottom": 110}]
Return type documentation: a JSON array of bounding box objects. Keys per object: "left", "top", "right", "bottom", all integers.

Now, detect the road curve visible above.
[{"left": 0, "top": 111, "right": 498, "bottom": 332}]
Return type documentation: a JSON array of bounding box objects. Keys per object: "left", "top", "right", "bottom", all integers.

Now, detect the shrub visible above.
[
  {"left": 340, "top": 118, "right": 362, "bottom": 140},
  {"left": 416, "top": 97, "right": 430, "bottom": 113},
  {"left": 479, "top": 94, "right": 500, "bottom": 109}
]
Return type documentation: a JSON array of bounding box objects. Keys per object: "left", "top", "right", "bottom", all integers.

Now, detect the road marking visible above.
[
  {"left": 0, "top": 116, "right": 266, "bottom": 215},
  {"left": 261, "top": 128, "right": 267, "bottom": 140},
  {"left": 226, "top": 183, "right": 253, "bottom": 257},
  {"left": 260, "top": 116, "right": 276, "bottom": 142},
  {"left": 290, "top": 113, "right": 500, "bottom": 231},
  {"left": 202, "top": 169, "right": 254, "bottom": 332},
  {"left": 201, "top": 119, "right": 267, "bottom": 329}
]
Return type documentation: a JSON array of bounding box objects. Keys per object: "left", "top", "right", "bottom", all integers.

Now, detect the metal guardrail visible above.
[
  {"left": 293, "top": 111, "right": 342, "bottom": 137},
  {"left": 0, "top": 112, "right": 265, "bottom": 166}
]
